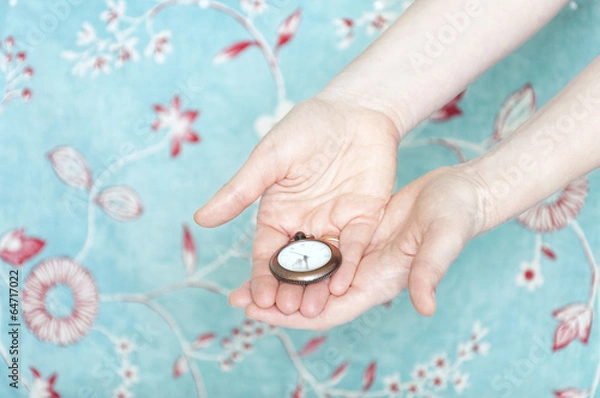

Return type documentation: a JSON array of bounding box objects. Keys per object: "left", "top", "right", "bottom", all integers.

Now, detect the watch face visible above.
[{"left": 277, "top": 240, "right": 333, "bottom": 272}]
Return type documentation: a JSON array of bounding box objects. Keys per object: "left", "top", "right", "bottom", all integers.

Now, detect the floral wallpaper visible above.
[{"left": 0, "top": 0, "right": 599, "bottom": 397}]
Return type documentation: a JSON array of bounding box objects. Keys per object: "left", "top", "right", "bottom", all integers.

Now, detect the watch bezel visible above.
[{"left": 269, "top": 238, "right": 342, "bottom": 285}]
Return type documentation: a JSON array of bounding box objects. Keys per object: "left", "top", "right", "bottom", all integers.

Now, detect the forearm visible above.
[
  {"left": 320, "top": 0, "right": 569, "bottom": 136},
  {"left": 463, "top": 56, "right": 600, "bottom": 233}
]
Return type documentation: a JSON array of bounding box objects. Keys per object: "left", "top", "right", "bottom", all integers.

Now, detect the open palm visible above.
[
  {"left": 232, "top": 166, "right": 485, "bottom": 330},
  {"left": 194, "top": 96, "right": 400, "bottom": 317}
]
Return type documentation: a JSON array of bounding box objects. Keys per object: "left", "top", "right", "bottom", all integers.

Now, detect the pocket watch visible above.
[{"left": 269, "top": 232, "right": 342, "bottom": 285}]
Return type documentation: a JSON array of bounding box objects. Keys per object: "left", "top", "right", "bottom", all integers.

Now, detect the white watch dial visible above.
[{"left": 277, "top": 240, "right": 333, "bottom": 272}]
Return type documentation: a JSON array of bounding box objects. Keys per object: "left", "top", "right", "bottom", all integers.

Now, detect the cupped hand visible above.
[
  {"left": 232, "top": 166, "right": 488, "bottom": 330},
  {"left": 194, "top": 94, "right": 400, "bottom": 318}
]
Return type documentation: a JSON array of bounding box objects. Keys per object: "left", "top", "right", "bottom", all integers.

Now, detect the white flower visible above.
[
  {"left": 411, "top": 364, "right": 428, "bottom": 381},
  {"left": 76, "top": 22, "right": 96, "bottom": 46},
  {"left": 254, "top": 99, "right": 294, "bottom": 138},
  {"left": 383, "top": 373, "right": 401, "bottom": 395},
  {"left": 114, "top": 386, "right": 132, "bottom": 398},
  {"left": 516, "top": 261, "right": 544, "bottom": 292},
  {"left": 100, "top": 0, "right": 126, "bottom": 32},
  {"left": 90, "top": 54, "right": 112, "bottom": 76},
  {"left": 430, "top": 352, "right": 449, "bottom": 370},
  {"left": 452, "top": 371, "right": 470, "bottom": 394},
  {"left": 240, "top": 0, "right": 267, "bottom": 16},
  {"left": 116, "top": 338, "right": 135, "bottom": 356},
  {"left": 118, "top": 364, "right": 139, "bottom": 385},
  {"left": 406, "top": 382, "right": 422, "bottom": 398},
  {"left": 110, "top": 37, "right": 139, "bottom": 67},
  {"left": 473, "top": 341, "right": 491, "bottom": 355},
  {"left": 457, "top": 342, "right": 474, "bottom": 360},
  {"left": 333, "top": 18, "right": 355, "bottom": 49},
  {"left": 430, "top": 371, "right": 447, "bottom": 390},
  {"left": 472, "top": 321, "right": 489, "bottom": 341},
  {"left": 145, "top": 31, "right": 172, "bottom": 64},
  {"left": 360, "top": 12, "right": 396, "bottom": 35}
]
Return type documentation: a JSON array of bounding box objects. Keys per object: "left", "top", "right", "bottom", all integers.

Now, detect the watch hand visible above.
[
  {"left": 288, "top": 251, "right": 306, "bottom": 257},
  {"left": 303, "top": 255, "right": 309, "bottom": 269}
]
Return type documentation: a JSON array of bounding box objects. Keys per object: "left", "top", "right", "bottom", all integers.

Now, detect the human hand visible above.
[
  {"left": 194, "top": 94, "right": 400, "bottom": 318},
  {"left": 233, "top": 165, "right": 487, "bottom": 330}
]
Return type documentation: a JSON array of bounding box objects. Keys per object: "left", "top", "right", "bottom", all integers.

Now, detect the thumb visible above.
[
  {"left": 194, "top": 138, "right": 279, "bottom": 227},
  {"left": 407, "top": 221, "right": 468, "bottom": 316}
]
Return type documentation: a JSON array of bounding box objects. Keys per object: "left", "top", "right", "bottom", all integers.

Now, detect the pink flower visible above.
[
  {"left": 16, "top": 51, "right": 26, "bottom": 62},
  {"left": 517, "top": 176, "right": 588, "bottom": 233},
  {"left": 516, "top": 261, "right": 544, "bottom": 292},
  {"left": 100, "top": 0, "right": 126, "bottom": 31},
  {"left": 152, "top": 96, "right": 201, "bottom": 157},
  {"left": 240, "top": 0, "right": 267, "bottom": 16},
  {"left": 145, "top": 31, "right": 172, "bottom": 64},
  {"left": 30, "top": 367, "right": 60, "bottom": 398},
  {"left": 0, "top": 228, "right": 45, "bottom": 266},
  {"left": 22, "top": 258, "right": 99, "bottom": 345}
]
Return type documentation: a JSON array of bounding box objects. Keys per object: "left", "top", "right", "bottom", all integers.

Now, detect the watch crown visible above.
[{"left": 293, "top": 232, "right": 307, "bottom": 241}]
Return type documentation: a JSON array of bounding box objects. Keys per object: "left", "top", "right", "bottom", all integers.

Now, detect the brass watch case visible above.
[{"left": 269, "top": 234, "right": 342, "bottom": 285}]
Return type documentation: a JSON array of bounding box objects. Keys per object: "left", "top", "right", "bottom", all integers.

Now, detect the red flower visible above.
[
  {"left": 0, "top": 228, "right": 45, "bottom": 266},
  {"left": 22, "top": 88, "right": 32, "bottom": 101},
  {"left": 152, "top": 96, "right": 201, "bottom": 157},
  {"left": 430, "top": 91, "right": 466, "bottom": 122},
  {"left": 30, "top": 367, "right": 60, "bottom": 398}
]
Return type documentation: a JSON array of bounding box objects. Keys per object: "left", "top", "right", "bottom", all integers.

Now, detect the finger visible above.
[
  {"left": 246, "top": 256, "right": 384, "bottom": 330},
  {"left": 275, "top": 283, "right": 304, "bottom": 314},
  {"left": 228, "top": 281, "right": 252, "bottom": 308},
  {"left": 246, "top": 293, "right": 362, "bottom": 330},
  {"left": 251, "top": 226, "right": 289, "bottom": 309},
  {"left": 330, "top": 219, "right": 377, "bottom": 296},
  {"left": 194, "top": 138, "right": 279, "bottom": 227},
  {"left": 407, "top": 222, "right": 467, "bottom": 317},
  {"left": 300, "top": 279, "right": 330, "bottom": 318}
]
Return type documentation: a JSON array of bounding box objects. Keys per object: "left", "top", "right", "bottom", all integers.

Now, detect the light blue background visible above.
[{"left": 1, "top": 0, "right": 599, "bottom": 397}]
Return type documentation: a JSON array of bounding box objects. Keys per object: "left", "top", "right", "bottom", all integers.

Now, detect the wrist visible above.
[
  {"left": 316, "top": 84, "right": 411, "bottom": 140},
  {"left": 451, "top": 161, "right": 503, "bottom": 236}
]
